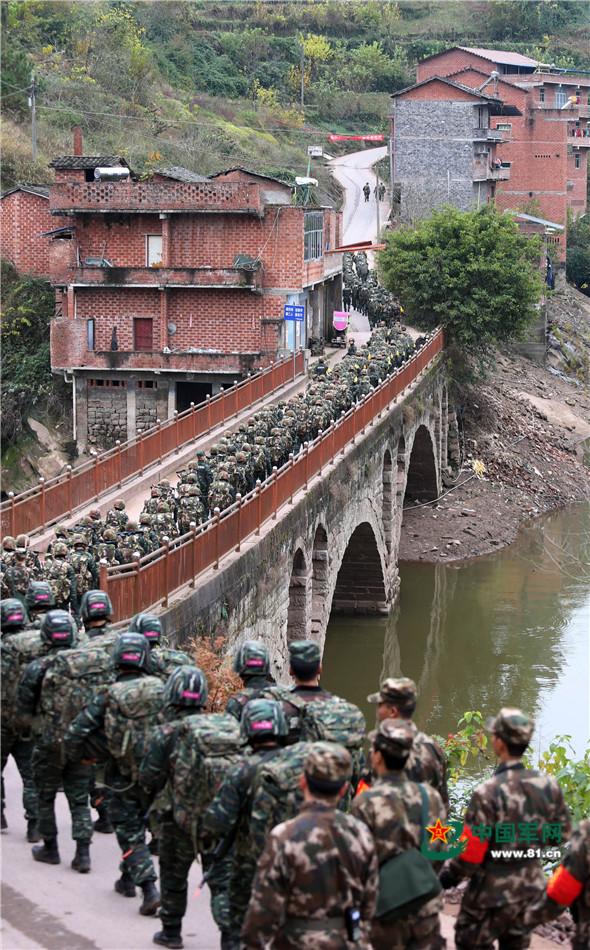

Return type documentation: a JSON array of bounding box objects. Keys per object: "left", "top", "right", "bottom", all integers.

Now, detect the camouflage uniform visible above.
[
  {"left": 17, "top": 615, "right": 93, "bottom": 849},
  {"left": 69, "top": 542, "right": 99, "bottom": 600},
  {"left": 351, "top": 720, "right": 446, "bottom": 950},
  {"left": 63, "top": 665, "right": 159, "bottom": 894},
  {"left": 1, "top": 552, "right": 31, "bottom": 603},
  {"left": 364, "top": 678, "right": 449, "bottom": 812},
  {"left": 41, "top": 545, "right": 78, "bottom": 615},
  {"left": 202, "top": 717, "right": 284, "bottom": 939},
  {"left": 444, "top": 709, "right": 572, "bottom": 950},
  {"left": 242, "top": 742, "right": 379, "bottom": 950}
]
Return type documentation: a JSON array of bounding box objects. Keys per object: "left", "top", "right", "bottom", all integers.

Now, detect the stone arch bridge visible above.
[{"left": 162, "top": 353, "right": 458, "bottom": 680}]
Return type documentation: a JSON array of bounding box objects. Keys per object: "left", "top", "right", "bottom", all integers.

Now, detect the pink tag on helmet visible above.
[
  {"left": 182, "top": 690, "right": 201, "bottom": 700},
  {"left": 246, "top": 659, "right": 264, "bottom": 666},
  {"left": 251, "top": 720, "right": 273, "bottom": 730},
  {"left": 121, "top": 652, "right": 140, "bottom": 661}
]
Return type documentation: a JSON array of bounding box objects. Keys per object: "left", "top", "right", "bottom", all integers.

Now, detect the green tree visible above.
[
  {"left": 567, "top": 212, "right": 590, "bottom": 297},
  {"left": 379, "top": 205, "right": 543, "bottom": 361}
]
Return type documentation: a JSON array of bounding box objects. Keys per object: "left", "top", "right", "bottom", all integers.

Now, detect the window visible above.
[
  {"left": 555, "top": 90, "right": 567, "bottom": 108},
  {"left": 87, "top": 319, "right": 95, "bottom": 351},
  {"left": 146, "top": 234, "right": 163, "bottom": 267},
  {"left": 496, "top": 123, "right": 512, "bottom": 132},
  {"left": 575, "top": 153, "right": 582, "bottom": 169},
  {"left": 304, "top": 212, "right": 323, "bottom": 262},
  {"left": 88, "top": 379, "right": 126, "bottom": 388},
  {"left": 539, "top": 88, "right": 546, "bottom": 103},
  {"left": 136, "top": 380, "right": 157, "bottom": 389},
  {"left": 134, "top": 318, "right": 153, "bottom": 351}
]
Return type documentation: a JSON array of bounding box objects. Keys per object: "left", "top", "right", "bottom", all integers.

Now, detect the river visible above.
[{"left": 322, "top": 501, "right": 590, "bottom": 760}]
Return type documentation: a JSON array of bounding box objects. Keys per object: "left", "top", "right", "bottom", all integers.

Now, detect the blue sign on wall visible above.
[{"left": 284, "top": 305, "right": 305, "bottom": 322}]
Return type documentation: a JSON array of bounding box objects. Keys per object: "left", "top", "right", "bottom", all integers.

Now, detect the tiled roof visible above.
[
  {"left": 155, "top": 166, "right": 210, "bottom": 183},
  {"left": 209, "top": 167, "right": 292, "bottom": 187},
  {"left": 1, "top": 184, "right": 49, "bottom": 199},
  {"left": 460, "top": 47, "right": 541, "bottom": 68},
  {"left": 391, "top": 75, "right": 502, "bottom": 101},
  {"left": 47, "top": 156, "right": 125, "bottom": 169}
]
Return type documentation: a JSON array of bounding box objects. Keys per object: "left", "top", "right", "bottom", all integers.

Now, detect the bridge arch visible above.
[
  {"left": 404, "top": 424, "right": 438, "bottom": 503},
  {"left": 330, "top": 520, "right": 387, "bottom": 616},
  {"left": 382, "top": 449, "right": 393, "bottom": 554},
  {"left": 311, "top": 525, "right": 329, "bottom": 640},
  {"left": 287, "top": 547, "right": 309, "bottom": 644}
]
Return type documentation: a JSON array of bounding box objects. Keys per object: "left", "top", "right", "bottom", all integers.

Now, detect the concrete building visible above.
[
  {"left": 391, "top": 47, "right": 590, "bottom": 267},
  {"left": 39, "top": 135, "right": 341, "bottom": 450}
]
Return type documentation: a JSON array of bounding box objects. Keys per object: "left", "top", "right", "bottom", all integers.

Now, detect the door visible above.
[
  {"left": 134, "top": 318, "right": 153, "bottom": 351},
  {"left": 147, "top": 235, "right": 163, "bottom": 267}
]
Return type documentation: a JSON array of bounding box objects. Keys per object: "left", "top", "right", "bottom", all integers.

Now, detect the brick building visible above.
[
  {"left": 0, "top": 184, "right": 70, "bottom": 278},
  {"left": 391, "top": 46, "right": 590, "bottom": 266},
  {"left": 390, "top": 75, "right": 515, "bottom": 220},
  {"left": 43, "top": 141, "right": 342, "bottom": 449}
]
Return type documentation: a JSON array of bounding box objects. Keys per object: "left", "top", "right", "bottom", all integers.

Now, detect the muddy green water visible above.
[{"left": 322, "top": 502, "right": 590, "bottom": 759}]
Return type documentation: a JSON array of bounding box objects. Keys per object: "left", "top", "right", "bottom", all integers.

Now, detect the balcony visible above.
[
  {"left": 570, "top": 131, "right": 590, "bottom": 147},
  {"left": 473, "top": 128, "right": 504, "bottom": 142},
  {"left": 49, "top": 180, "right": 263, "bottom": 216},
  {"left": 70, "top": 264, "right": 263, "bottom": 293},
  {"left": 473, "top": 163, "right": 511, "bottom": 182}
]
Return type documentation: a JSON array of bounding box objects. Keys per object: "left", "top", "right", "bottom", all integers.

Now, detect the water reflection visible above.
[{"left": 322, "top": 502, "right": 590, "bottom": 759}]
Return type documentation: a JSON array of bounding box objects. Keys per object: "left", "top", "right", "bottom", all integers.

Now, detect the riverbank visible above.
[{"left": 398, "top": 345, "right": 590, "bottom": 563}]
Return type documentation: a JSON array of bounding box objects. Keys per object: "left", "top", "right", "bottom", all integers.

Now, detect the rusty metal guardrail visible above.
[{"left": 2, "top": 352, "right": 305, "bottom": 539}]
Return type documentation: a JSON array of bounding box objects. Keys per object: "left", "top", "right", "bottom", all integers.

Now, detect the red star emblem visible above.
[{"left": 425, "top": 818, "right": 452, "bottom": 844}]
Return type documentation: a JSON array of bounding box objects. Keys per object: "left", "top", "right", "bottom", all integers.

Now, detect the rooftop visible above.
[
  {"left": 1, "top": 183, "right": 50, "bottom": 200},
  {"left": 209, "top": 167, "right": 293, "bottom": 188},
  {"left": 155, "top": 166, "right": 210, "bottom": 183},
  {"left": 459, "top": 47, "right": 542, "bottom": 69},
  {"left": 47, "top": 156, "right": 127, "bottom": 170}
]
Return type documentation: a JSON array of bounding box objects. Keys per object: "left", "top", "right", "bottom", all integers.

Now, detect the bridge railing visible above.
[
  {"left": 100, "top": 329, "right": 444, "bottom": 622},
  {"left": 1, "top": 352, "right": 305, "bottom": 539}
]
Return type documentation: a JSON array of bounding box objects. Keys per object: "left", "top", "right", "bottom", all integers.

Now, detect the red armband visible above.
[
  {"left": 459, "top": 824, "right": 489, "bottom": 865},
  {"left": 355, "top": 779, "right": 371, "bottom": 797},
  {"left": 547, "top": 865, "right": 584, "bottom": 906}
]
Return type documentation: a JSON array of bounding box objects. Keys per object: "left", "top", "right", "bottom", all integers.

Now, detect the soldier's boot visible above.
[
  {"left": 93, "top": 804, "right": 114, "bottom": 834},
  {"left": 114, "top": 872, "right": 136, "bottom": 897},
  {"left": 148, "top": 833, "right": 159, "bottom": 855},
  {"left": 139, "top": 881, "right": 160, "bottom": 916},
  {"left": 32, "top": 838, "right": 60, "bottom": 864},
  {"left": 220, "top": 934, "right": 237, "bottom": 950},
  {"left": 153, "top": 927, "right": 183, "bottom": 949},
  {"left": 26, "top": 819, "right": 40, "bottom": 843},
  {"left": 71, "top": 840, "right": 91, "bottom": 873},
  {"left": 1, "top": 809, "right": 7, "bottom": 830}
]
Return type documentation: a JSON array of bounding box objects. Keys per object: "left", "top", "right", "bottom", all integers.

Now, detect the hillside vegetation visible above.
[{"left": 1, "top": 0, "right": 588, "bottom": 191}]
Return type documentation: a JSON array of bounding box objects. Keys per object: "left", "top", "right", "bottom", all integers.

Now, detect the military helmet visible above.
[
  {"left": 73, "top": 534, "right": 87, "bottom": 547},
  {"left": 113, "top": 500, "right": 126, "bottom": 511},
  {"left": 164, "top": 665, "right": 208, "bottom": 709},
  {"left": 89, "top": 508, "right": 101, "bottom": 520},
  {"left": 80, "top": 590, "right": 113, "bottom": 622},
  {"left": 188, "top": 460, "right": 199, "bottom": 470},
  {"left": 139, "top": 513, "right": 151, "bottom": 525},
  {"left": 112, "top": 632, "right": 149, "bottom": 671},
  {"left": 103, "top": 528, "right": 117, "bottom": 542},
  {"left": 236, "top": 452, "right": 248, "bottom": 464},
  {"left": 80, "top": 516, "right": 94, "bottom": 528},
  {"left": 54, "top": 525, "right": 68, "bottom": 538},
  {"left": 151, "top": 487, "right": 160, "bottom": 498},
  {"left": 2, "top": 536, "right": 16, "bottom": 552},
  {"left": 157, "top": 500, "right": 170, "bottom": 513},
  {"left": 126, "top": 520, "right": 139, "bottom": 531},
  {"left": 128, "top": 612, "right": 162, "bottom": 645},
  {"left": 186, "top": 473, "right": 198, "bottom": 484},
  {"left": 25, "top": 581, "right": 55, "bottom": 610},
  {"left": 40, "top": 610, "right": 77, "bottom": 647},
  {"left": 240, "top": 698, "right": 286, "bottom": 741},
  {"left": 53, "top": 540, "right": 69, "bottom": 557},
  {"left": 15, "top": 534, "right": 28, "bottom": 549},
  {"left": 159, "top": 480, "right": 171, "bottom": 490},
  {"left": 233, "top": 640, "right": 270, "bottom": 677},
  {"left": 1, "top": 598, "right": 28, "bottom": 631},
  {"left": 188, "top": 487, "right": 199, "bottom": 496}
]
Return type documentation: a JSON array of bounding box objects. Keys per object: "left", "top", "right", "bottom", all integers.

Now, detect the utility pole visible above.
[
  {"left": 375, "top": 163, "right": 380, "bottom": 241},
  {"left": 300, "top": 43, "right": 305, "bottom": 108},
  {"left": 29, "top": 70, "right": 37, "bottom": 162}
]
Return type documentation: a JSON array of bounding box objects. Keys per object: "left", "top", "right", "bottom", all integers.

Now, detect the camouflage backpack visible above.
[
  {"left": 149, "top": 647, "right": 194, "bottom": 682},
  {"left": 104, "top": 676, "right": 165, "bottom": 779},
  {"left": 69, "top": 552, "right": 93, "bottom": 597},
  {"left": 249, "top": 742, "right": 315, "bottom": 858},
  {"left": 297, "top": 695, "right": 366, "bottom": 802},
  {"left": 0, "top": 630, "right": 48, "bottom": 729},
  {"left": 171, "top": 712, "right": 247, "bottom": 838},
  {"left": 42, "top": 558, "right": 71, "bottom": 603},
  {"left": 38, "top": 642, "right": 115, "bottom": 744}
]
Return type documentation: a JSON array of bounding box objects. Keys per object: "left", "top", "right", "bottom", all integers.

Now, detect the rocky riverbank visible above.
[{"left": 399, "top": 301, "right": 590, "bottom": 563}]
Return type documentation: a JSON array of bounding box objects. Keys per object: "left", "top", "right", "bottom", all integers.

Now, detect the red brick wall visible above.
[
  {"left": 0, "top": 191, "right": 68, "bottom": 278},
  {"left": 416, "top": 50, "right": 493, "bottom": 82},
  {"left": 397, "top": 78, "right": 481, "bottom": 101}
]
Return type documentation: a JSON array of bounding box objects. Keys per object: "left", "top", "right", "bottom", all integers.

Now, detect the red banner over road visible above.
[{"left": 329, "top": 134, "right": 384, "bottom": 142}]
